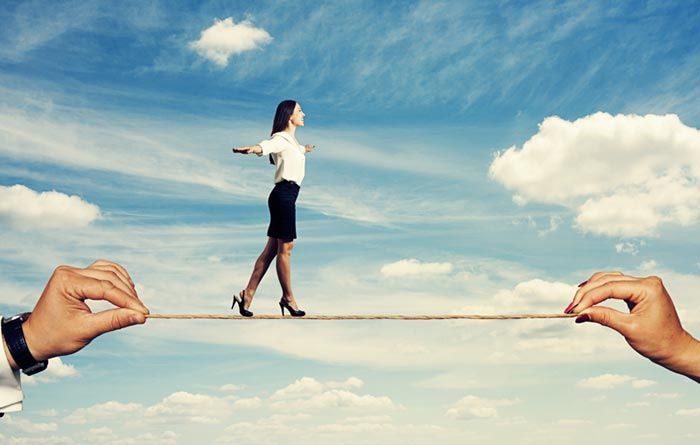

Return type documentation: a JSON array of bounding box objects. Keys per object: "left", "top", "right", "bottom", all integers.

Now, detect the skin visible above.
[
  {"left": 232, "top": 103, "right": 312, "bottom": 311},
  {"left": 565, "top": 271, "right": 700, "bottom": 383},
  {"left": 3, "top": 260, "right": 149, "bottom": 370}
]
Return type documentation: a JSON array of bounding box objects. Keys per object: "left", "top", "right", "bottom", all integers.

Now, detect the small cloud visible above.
[
  {"left": 626, "top": 402, "right": 650, "bottom": 407},
  {"left": 446, "top": 395, "right": 519, "bottom": 420},
  {"left": 639, "top": 260, "right": 658, "bottom": 271},
  {"left": 676, "top": 408, "right": 700, "bottom": 416},
  {"left": 0, "top": 184, "right": 100, "bottom": 230},
  {"left": 380, "top": 258, "right": 453, "bottom": 277},
  {"left": 644, "top": 392, "right": 681, "bottom": 399},
  {"left": 577, "top": 374, "right": 633, "bottom": 389},
  {"left": 538, "top": 215, "right": 561, "bottom": 237},
  {"left": 631, "top": 379, "right": 656, "bottom": 389},
  {"left": 23, "top": 358, "right": 78, "bottom": 385},
  {"left": 190, "top": 17, "right": 272, "bottom": 67},
  {"left": 615, "top": 242, "right": 639, "bottom": 255}
]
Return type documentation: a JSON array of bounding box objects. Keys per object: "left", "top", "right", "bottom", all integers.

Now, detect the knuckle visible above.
[{"left": 645, "top": 276, "right": 663, "bottom": 289}]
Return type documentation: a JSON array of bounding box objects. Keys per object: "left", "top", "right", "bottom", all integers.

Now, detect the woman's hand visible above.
[
  {"left": 232, "top": 145, "right": 262, "bottom": 155},
  {"left": 304, "top": 144, "right": 315, "bottom": 153},
  {"left": 566, "top": 272, "right": 700, "bottom": 382},
  {"left": 19, "top": 260, "right": 149, "bottom": 363}
]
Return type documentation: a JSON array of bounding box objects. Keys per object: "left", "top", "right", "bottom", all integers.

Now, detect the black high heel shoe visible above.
[
  {"left": 279, "top": 298, "right": 305, "bottom": 317},
  {"left": 232, "top": 290, "right": 254, "bottom": 317}
]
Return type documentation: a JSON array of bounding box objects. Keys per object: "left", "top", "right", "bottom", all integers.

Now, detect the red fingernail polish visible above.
[
  {"left": 564, "top": 302, "right": 574, "bottom": 313},
  {"left": 578, "top": 280, "right": 588, "bottom": 287},
  {"left": 575, "top": 314, "right": 590, "bottom": 323}
]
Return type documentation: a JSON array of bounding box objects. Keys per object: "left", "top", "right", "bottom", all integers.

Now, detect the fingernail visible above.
[
  {"left": 575, "top": 313, "right": 590, "bottom": 324},
  {"left": 564, "top": 301, "right": 574, "bottom": 313},
  {"left": 578, "top": 280, "right": 588, "bottom": 287}
]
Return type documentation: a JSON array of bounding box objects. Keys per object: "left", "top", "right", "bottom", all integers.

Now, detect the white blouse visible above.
[
  {"left": 0, "top": 318, "right": 23, "bottom": 414},
  {"left": 258, "top": 132, "right": 306, "bottom": 186}
]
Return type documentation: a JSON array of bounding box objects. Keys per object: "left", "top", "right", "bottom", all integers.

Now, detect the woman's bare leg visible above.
[
  {"left": 243, "top": 237, "right": 277, "bottom": 309},
  {"left": 276, "top": 238, "right": 300, "bottom": 309}
]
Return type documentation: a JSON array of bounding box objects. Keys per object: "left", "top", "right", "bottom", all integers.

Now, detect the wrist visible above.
[
  {"left": 660, "top": 330, "right": 700, "bottom": 382},
  {"left": 22, "top": 317, "right": 50, "bottom": 362}
]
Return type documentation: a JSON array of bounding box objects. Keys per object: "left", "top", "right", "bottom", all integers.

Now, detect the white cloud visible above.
[
  {"left": 639, "top": 260, "right": 658, "bottom": 272},
  {"left": 269, "top": 377, "right": 395, "bottom": 411},
  {"left": 24, "top": 358, "right": 78, "bottom": 385},
  {"left": 446, "top": 395, "right": 519, "bottom": 420},
  {"left": 676, "top": 408, "right": 700, "bottom": 416},
  {"left": 3, "top": 416, "right": 58, "bottom": 432},
  {"left": 232, "top": 397, "right": 263, "bottom": 409},
  {"left": 631, "top": 379, "right": 657, "bottom": 389},
  {"left": 577, "top": 374, "right": 659, "bottom": 390},
  {"left": 489, "top": 112, "right": 700, "bottom": 237},
  {"left": 380, "top": 258, "right": 453, "bottom": 277},
  {"left": 577, "top": 374, "right": 633, "bottom": 389},
  {"left": 0, "top": 184, "right": 100, "bottom": 230},
  {"left": 64, "top": 401, "right": 143, "bottom": 424},
  {"left": 644, "top": 392, "right": 681, "bottom": 399},
  {"left": 190, "top": 17, "right": 272, "bottom": 67},
  {"left": 615, "top": 242, "right": 639, "bottom": 255},
  {"left": 144, "top": 391, "right": 231, "bottom": 424}
]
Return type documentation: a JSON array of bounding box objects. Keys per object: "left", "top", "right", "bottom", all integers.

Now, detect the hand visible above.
[
  {"left": 566, "top": 272, "right": 700, "bottom": 381},
  {"left": 304, "top": 144, "right": 315, "bottom": 153},
  {"left": 21, "top": 260, "right": 149, "bottom": 362},
  {"left": 232, "top": 145, "right": 261, "bottom": 155}
]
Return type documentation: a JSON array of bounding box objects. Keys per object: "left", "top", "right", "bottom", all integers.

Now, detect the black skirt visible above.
[{"left": 267, "top": 180, "right": 300, "bottom": 240}]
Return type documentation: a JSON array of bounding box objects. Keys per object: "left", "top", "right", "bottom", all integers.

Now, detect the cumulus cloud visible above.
[
  {"left": 269, "top": 377, "right": 394, "bottom": 411},
  {"left": 0, "top": 184, "right": 100, "bottom": 230},
  {"left": 445, "top": 395, "right": 519, "bottom": 420},
  {"left": 380, "top": 258, "right": 453, "bottom": 277},
  {"left": 145, "top": 391, "right": 231, "bottom": 424},
  {"left": 23, "top": 358, "right": 78, "bottom": 385},
  {"left": 676, "top": 408, "right": 700, "bottom": 416},
  {"left": 3, "top": 416, "right": 58, "bottom": 433},
  {"left": 576, "top": 374, "right": 655, "bottom": 389},
  {"left": 489, "top": 112, "right": 700, "bottom": 237},
  {"left": 190, "top": 17, "right": 272, "bottom": 67}
]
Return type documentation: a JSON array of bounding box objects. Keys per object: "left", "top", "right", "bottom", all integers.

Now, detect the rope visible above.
[{"left": 146, "top": 313, "right": 576, "bottom": 320}]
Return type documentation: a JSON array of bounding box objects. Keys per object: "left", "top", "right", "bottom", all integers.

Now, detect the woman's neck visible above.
[{"left": 284, "top": 125, "right": 297, "bottom": 138}]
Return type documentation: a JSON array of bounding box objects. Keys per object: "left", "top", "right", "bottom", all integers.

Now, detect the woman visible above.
[
  {"left": 231, "top": 100, "right": 314, "bottom": 317},
  {"left": 566, "top": 272, "right": 700, "bottom": 383}
]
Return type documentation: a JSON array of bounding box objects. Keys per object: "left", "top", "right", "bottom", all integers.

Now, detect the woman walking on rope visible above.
[{"left": 231, "top": 100, "right": 314, "bottom": 317}]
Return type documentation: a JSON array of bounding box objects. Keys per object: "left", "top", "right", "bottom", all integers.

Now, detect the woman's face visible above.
[{"left": 289, "top": 103, "right": 305, "bottom": 128}]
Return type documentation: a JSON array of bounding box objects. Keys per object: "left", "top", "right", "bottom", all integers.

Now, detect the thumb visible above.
[
  {"left": 83, "top": 308, "right": 147, "bottom": 339},
  {"left": 576, "top": 306, "right": 630, "bottom": 335}
]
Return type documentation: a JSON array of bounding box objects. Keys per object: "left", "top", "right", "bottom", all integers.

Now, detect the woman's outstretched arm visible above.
[
  {"left": 566, "top": 272, "right": 700, "bottom": 383},
  {"left": 233, "top": 145, "right": 262, "bottom": 155}
]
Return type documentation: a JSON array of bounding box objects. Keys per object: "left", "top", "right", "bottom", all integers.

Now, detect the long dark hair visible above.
[{"left": 268, "top": 99, "right": 297, "bottom": 165}]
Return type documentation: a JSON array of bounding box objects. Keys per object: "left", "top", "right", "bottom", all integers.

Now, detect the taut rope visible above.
[{"left": 146, "top": 314, "right": 575, "bottom": 320}]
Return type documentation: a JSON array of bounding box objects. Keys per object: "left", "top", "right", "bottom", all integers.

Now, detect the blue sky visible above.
[{"left": 2, "top": 0, "right": 700, "bottom": 443}]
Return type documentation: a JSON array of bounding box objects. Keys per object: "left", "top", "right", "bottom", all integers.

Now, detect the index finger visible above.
[
  {"left": 72, "top": 274, "right": 149, "bottom": 314},
  {"left": 572, "top": 279, "right": 646, "bottom": 315},
  {"left": 90, "top": 260, "right": 134, "bottom": 285}
]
